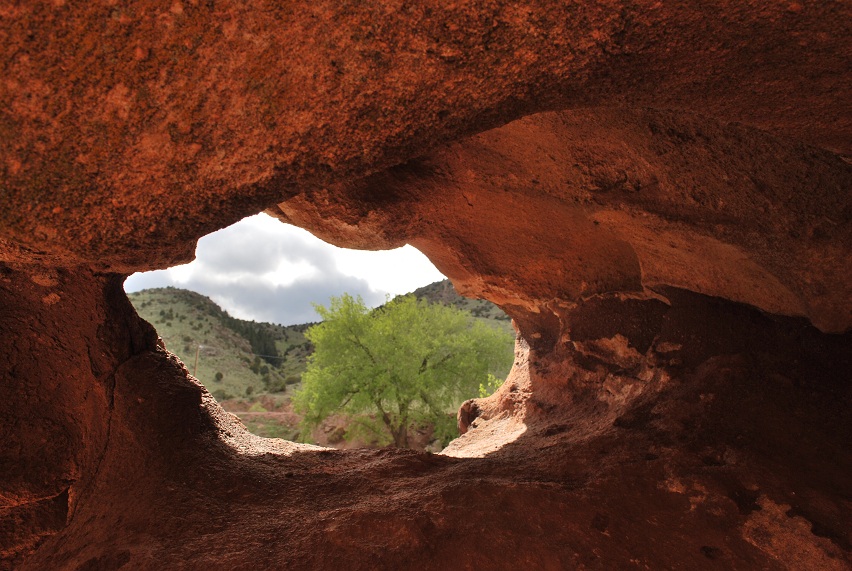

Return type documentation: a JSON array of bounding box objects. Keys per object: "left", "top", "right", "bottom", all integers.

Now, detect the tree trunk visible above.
[
  {"left": 392, "top": 424, "right": 409, "bottom": 448},
  {"left": 376, "top": 400, "right": 409, "bottom": 448}
]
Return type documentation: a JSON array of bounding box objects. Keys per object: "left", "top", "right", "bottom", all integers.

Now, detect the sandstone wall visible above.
[{"left": 1, "top": 2, "right": 850, "bottom": 569}]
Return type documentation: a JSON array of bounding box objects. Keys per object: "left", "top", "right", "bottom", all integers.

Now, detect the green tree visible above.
[{"left": 293, "top": 294, "right": 513, "bottom": 448}]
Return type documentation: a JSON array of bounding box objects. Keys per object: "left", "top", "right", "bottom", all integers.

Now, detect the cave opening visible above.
[
  {"left": 3, "top": 2, "right": 851, "bottom": 567},
  {"left": 122, "top": 213, "right": 516, "bottom": 451}
]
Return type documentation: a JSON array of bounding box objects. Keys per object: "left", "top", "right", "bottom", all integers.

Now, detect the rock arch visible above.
[{"left": 1, "top": 2, "right": 850, "bottom": 568}]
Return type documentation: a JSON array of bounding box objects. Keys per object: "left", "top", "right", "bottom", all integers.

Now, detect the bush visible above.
[
  {"left": 250, "top": 357, "right": 261, "bottom": 374},
  {"left": 214, "top": 371, "right": 224, "bottom": 382},
  {"left": 211, "top": 389, "right": 233, "bottom": 401},
  {"left": 248, "top": 402, "right": 267, "bottom": 413},
  {"left": 478, "top": 373, "right": 504, "bottom": 398},
  {"left": 270, "top": 380, "right": 288, "bottom": 393}
]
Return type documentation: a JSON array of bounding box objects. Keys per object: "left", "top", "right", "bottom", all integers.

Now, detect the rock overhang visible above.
[
  {"left": 1, "top": 1, "right": 851, "bottom": 568},
  {"left": 2, "top": 1, "right": 850, "bottom": 272}
]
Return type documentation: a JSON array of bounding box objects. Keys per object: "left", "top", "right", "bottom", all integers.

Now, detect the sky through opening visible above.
[{"left": 124, "top": 213, "right": 446, "bottom": 325}]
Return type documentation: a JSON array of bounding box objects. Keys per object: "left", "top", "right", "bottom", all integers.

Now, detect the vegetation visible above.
[
  {"left": 411, "top": 280, "right": 513, "bottom": 324},
  {"left": 293, "top": 294, "right": 514, "bottom": 448},
  {"left": 129, "top": 281, "right": 516, "bottom": 448},
  {"left": 220, "top": 314, "right": 282, "bottom": 366},
  {"left": 128, "top": 287, "right": 313, "bottom": 399},
  {"left": 478, "top": 373, "right": 504, "bottom": 398}
]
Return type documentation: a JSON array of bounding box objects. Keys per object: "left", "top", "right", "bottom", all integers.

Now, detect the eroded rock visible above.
[
  {"left": 273, "top": 108, "right": 852, "bottom": 335},
  {"left": 2, "top": 1, "right": 850, "bottom": 269},
  {"left": 1, "top": 1, "right": 850, "bottom": 569}
]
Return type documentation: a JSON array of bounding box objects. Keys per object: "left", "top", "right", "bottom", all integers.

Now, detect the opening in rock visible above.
[{"left": 124, "top": 213, "right": 515, "bottom": 451}]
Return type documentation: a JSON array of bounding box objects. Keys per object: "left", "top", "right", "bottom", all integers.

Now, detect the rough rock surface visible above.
[
  {"left": 272, "top": 108, "right": 851, "bottom": 335},
  {"left": 2, "top": 1, "right": 850, "bottom": 269},
  {"left": 1, "top": 1, "right": 850, "bottom": 569}
]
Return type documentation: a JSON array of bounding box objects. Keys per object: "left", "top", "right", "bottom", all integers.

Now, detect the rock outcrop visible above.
[
  {"left": 1, "top": 1, "right": 850, "bottom": 569},
  {"left": 272, "top": 107, "right": 851, "bottom": 336}
]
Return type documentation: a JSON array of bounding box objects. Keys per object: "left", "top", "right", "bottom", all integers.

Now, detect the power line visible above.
[{"left": 246, "top": 352, "right": 290, "bottom": 359}]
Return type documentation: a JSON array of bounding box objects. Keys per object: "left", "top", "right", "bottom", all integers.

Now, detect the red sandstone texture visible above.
[
  {"left": 272, "top": 108, "right": 851, "bottom": 335},
  {"left": 2, "top": 1, "right": 850, "bottom": 269},
  {"left": 1, "top": 1, "right": 851, "bottom": 570}
]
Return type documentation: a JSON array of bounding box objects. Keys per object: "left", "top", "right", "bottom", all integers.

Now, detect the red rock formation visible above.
[
  {"left": 2, "top": 1, "right": 850, "bottom": 268},
  {"left": 1, "top": 1, "right": 850, "bottom": 569},
  {"left": 272, "top": 108, "right": 851, "bottom": 335}
]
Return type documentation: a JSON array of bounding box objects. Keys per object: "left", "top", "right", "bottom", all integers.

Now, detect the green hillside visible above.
[
  {"left": 128, "top": 280, "right": 514, "bottom": 443},
  {"left": 128, "top": 287, "right": 313, "bottom": 401},
  {"left": 411, "top": 280, "right": 513, "bottom": 332}
]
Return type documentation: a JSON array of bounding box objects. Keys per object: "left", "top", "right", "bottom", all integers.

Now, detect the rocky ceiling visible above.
[{"left": 1, "top": 2, "right": 850, "bottom": 569}]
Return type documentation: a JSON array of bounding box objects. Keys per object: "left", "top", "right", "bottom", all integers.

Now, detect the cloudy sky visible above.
[{"left": 123, "top": 213, "right": 446, "bottom": 325}]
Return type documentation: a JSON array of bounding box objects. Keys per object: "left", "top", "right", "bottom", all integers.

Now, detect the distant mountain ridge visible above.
[
  {"left": 128, "top": 280, "right": 511, "bottom": 402},
  {"left": 410, "top": 280, "right": 511, "bottom": 322}
]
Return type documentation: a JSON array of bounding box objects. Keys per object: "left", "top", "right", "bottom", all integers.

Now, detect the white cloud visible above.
[
  {"left": 330, "top": 246, "right": 446, "bottom": 295},
  {"left": 123, "top": 213, "right": 446, "bottom": 325}
]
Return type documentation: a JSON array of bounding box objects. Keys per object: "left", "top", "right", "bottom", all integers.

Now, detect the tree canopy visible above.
[{"left": 293, "top": 293, "right": 514, "bottom": 448}]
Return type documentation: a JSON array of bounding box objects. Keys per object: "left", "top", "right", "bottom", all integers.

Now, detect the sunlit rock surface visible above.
[
  {"left": 272, "top": 108, "right": 851, "bottom": 335},
  {"left": 1, "top": 1, "right": 850, "bottom": 569}
]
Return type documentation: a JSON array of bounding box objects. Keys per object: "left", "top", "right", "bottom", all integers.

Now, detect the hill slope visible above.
[
  {"left": 128, "top": 280, "right": 512, "bottom": 424},
  {"left": 411, "top": 280, "right": 513, "bottom": 328},
  {"left": 128, "top": 280, "right": 513, "bottom": 400},
  {"left": 129, "top": 281, "right": 514, "bottom": 445},
  {"left": 128, "top": 287, "right": 313, "bottom": 400}
]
